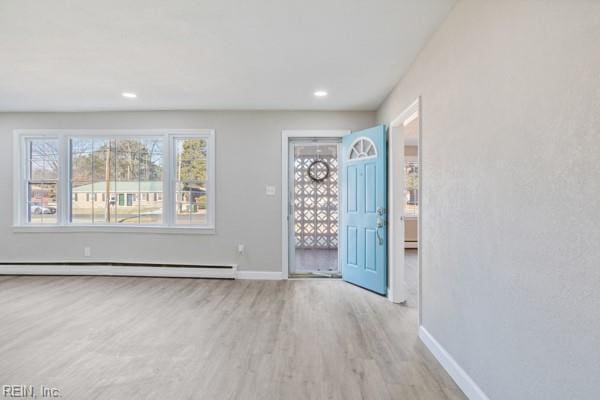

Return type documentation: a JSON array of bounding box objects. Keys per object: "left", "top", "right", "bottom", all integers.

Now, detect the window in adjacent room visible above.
[{"left": 404, "top": 159, "right": 419, "bottom": 217}]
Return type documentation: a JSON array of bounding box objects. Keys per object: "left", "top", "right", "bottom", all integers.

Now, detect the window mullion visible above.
[
  {"left": 60, "top": 135, "right": 70, "bottom": 226},
  {"left": 22, "top": 141, "right": 30, "bottom": 225},
  {"left": 136, "top": 139, "right": 143, "bottom": 224},
  {"left": 207, "top": 131, "right": 215, "bottom": 229},
  {"left": 91, "top": 140, "right": 95, "bottom": 224},
  {"left": 164, "top": 134, "right": 173, "bottom": 227}
]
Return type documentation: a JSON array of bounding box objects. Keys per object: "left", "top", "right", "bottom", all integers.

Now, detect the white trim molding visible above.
[
  {"left": 0, "top": 264, "right": 288, "bottom": 281},
  {"left": 11, "top": 225, "right": 216, "bottom": 234},
  {"left": 0, "top": 264, "right": 235, "bottom": 279},
  {"left": 388, "top": 97, "right": 421, "bottom": 304},
  {"left": 235, "top": 270, "right": 284, "bottom": 280},
  {"left": 419, "top": 326, "right": 490, "bottom": 400}
]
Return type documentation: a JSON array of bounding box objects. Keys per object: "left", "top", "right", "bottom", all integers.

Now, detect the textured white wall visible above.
[
  {"left": 378, "top": 1, "right": 600, "bottom": 399},
  {"left": 0, "top": 110, "right": 374, "bottom": 271}
]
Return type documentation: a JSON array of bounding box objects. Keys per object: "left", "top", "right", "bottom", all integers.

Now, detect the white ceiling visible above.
[{"left": 0, "top": 0, "right": 455, "bottom": 112}]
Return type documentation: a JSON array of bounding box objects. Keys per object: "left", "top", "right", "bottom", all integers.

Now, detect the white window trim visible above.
[{"left": 12, "top": 129, "right": 216, "bottom": 234}]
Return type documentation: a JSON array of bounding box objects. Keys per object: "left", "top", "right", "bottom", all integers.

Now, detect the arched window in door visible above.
[{"left": 348, "top": 137, "right": 377, "bottom": 160}]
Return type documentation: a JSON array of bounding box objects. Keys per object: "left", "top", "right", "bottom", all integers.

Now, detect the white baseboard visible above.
[
  {"left": 419, "top": 326, "right": 490, "bottom": 400},
  {"left": 0, "top": 264, "right": 235, "bottom": 279},
  {"left": 235, "top": 270, "right": 283, "bottom": 280},
  {"left": 0, "top": 264, "right": 285, "bottom": 281}
]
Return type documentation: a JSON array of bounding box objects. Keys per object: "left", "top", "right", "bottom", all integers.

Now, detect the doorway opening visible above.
[
  {"left": 389, "top": 98, "right": 421, "bottom": 309},
  {"left": 288, "top": 138, "right": 341, "bottom": 278},
  {"left": 401, "top": 110, "right": 420, "bottom": 307}
]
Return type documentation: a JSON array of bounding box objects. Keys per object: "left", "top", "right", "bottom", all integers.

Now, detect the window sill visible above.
[{"left": 12, "top": 225, "right": 216, "bottom": 235}]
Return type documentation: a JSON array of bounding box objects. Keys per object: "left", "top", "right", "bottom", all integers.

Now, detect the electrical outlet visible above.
[
  {"left": 84, "top": 246, "right": 91, "bottom": 257},
  {"left": 265, "top": 186, "right": 276, "bottom": 196},
  {"left": 237, "top": 244, "right": 245, "bottom": 255}
]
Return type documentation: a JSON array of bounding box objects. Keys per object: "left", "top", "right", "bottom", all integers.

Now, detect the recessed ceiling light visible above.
[
  {"left": 314, "top": 90, "right": 328, "bottom": 97},
  {"left": 121, "top": 92, "right": 137, "bottom": 98}
]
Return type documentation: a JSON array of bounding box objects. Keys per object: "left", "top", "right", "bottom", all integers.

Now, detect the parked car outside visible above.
[{"left": 30, "top": 204, "right": 57, "bottom": 214}]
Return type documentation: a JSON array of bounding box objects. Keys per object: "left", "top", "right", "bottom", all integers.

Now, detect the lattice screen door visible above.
[{"left": 293, "top": 144, "right": 338, "bottom": 250}]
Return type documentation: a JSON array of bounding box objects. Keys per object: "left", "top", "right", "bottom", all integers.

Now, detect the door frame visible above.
[
  {"left": 388, "top": 98, "right": 422, "bottom": 309},
  {"left": 287, "top": 138, "right": 342, "bottom": 275},
  {"left": 281, "top": 130, "right": 349, "bottom": 279}
]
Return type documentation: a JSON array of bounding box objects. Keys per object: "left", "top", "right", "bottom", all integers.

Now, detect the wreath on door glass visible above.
[{"left": 307, "top": 159, "right": 330, "bottom": 182}]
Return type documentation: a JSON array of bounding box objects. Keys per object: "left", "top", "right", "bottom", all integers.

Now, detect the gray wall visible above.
[
  {"left": 0, "top": 110, "right": 374, "bottom": 271},
  {"left": 377, "top": 1, "right": 600, "bottom": 399}
]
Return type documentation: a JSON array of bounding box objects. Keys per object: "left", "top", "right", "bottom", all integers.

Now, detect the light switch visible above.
[{"left": 265, "top": 185, "right": 276, "bottom": 196}]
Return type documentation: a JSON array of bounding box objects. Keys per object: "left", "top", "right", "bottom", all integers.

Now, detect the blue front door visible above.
[{"left": 341, "top": 125, "right": 387, "bottom": 295}]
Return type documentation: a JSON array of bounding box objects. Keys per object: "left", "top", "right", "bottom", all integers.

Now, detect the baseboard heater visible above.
[{"left": 0, "top": 261, "right": 236, "bottom": 279}]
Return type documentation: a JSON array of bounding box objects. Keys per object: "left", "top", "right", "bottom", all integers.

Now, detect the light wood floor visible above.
[{"left": 0, "top": 276, "right": 465, "bottom": 400}]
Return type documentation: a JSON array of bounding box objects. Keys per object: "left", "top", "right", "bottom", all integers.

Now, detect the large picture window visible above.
[
  {"left": 15, "top": 130, "right": 215, "bottom": 231},
  {"left": 70, "top": 137, "right": 163, "bottom": 225}
]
